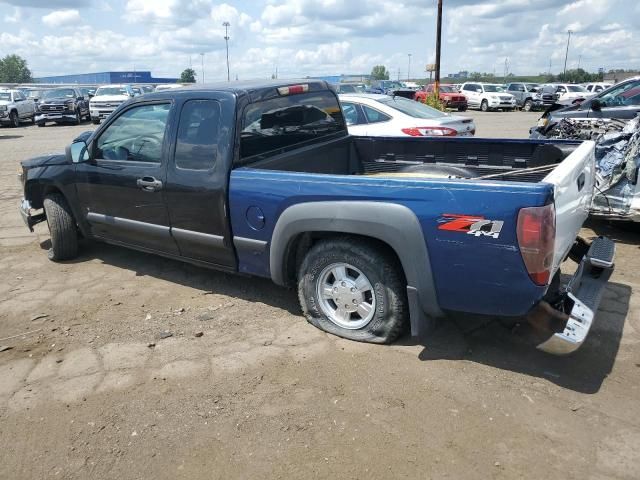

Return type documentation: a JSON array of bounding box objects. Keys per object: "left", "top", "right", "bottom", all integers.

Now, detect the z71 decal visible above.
[{"left": 437, "top": 214, "right": 504, "bottom": 239}]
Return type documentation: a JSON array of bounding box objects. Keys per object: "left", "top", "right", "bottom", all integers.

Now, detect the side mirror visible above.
[
  {"left": 591, "top": 99, "right": 602, "bottom": 111},
  {"left": 88, "top": 93, "right": 95, "bottom": 98},
  {"left": 67, "top": 140, "right": 90, "bottom": 164}
]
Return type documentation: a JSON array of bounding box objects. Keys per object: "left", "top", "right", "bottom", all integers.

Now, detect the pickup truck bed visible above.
[{"left": 18, "top": 80, "right": 614, "bottom": 355}]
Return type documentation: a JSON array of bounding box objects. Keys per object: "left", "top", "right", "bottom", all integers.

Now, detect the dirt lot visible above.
[{"left": 1, "top": 116, "right": 639, "bottom": 480}]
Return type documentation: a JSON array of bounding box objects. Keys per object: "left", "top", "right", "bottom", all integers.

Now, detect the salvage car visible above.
[
  {"left": 535, "top": 77, "right": 640, "bottom": 131},
  {"left": 0, "top": 89, "right": 36, "bottom": 127},
  {"left": 367, "top": 80, "right": 416, "bottom": 99},
  {"left": 460, "top": 83, "right": 517, "bottom": 111},
  {"left": 415, "top": 84, "right": 467, "bottom": 111},
  {"left": 18, "top": 80, "right": 615, "bottom": 354},
  {"left": 340, "top": 93, "right": 475, "bottom": 137},
  {"left": 36, "top": 88, "right": 90, "bottom": 127}
]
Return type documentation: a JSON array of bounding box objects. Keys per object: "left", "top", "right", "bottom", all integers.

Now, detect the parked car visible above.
[
  {"left": 131, "top": 86, "right": 144, "bottom": 96},
  {"left": 340, "top": 93, "right": 475, "bottom": 137},
  {"left": 415, "top": 84, "right": 467, "bottom": 111},
  {"left": 367, "top": 80, "right": 416, "bottom": 99},
  {"left": 23, "top": 88, "right": 49, "bottom": 105},
  {"left": 548, "top": 84, "right": 590, "bottom": 104},
  {"left": 89, "top": 84, "right": 135, "bottom": 124},
  {"left": 505, "top": 83, "right": 545, "bottom": 111},
  {"left": 35, "top": 87, "right": 89, "bottom": 127},
  {"left": 138, "top": 85, "right": 155, "bottom": 93},
  {"left": 18, "top": 79, "right": 614, "bottom": 354},
  {"left": 0, "top": 89, "right": 36, "bottom": 127},
  {"left": 460, "top": 83, "right": 517, "bottom": 111},
  {"left": 533, "top": 77, "right": 640, "bottom": 131},
  {"left": 334, "top": 83, "right": 366, "bottom": 94},
  {"left": 584, "top": 82, "right": 612, "bottom": 94}
]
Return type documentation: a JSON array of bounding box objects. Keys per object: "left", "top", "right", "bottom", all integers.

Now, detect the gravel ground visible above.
[{"left": 0, "top": 115, "right": 639, "bottom": 480}]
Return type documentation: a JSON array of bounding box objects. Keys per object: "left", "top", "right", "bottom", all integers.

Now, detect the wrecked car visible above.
[
  {"left": 18, "top": 80, "right": 615, "bottom": 354},
  {"left": 532, "top": 115, "right": 640, "bottom": 223}
]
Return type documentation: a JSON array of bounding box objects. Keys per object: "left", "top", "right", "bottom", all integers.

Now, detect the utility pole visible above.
[
  {"left": 548, "top": 58, "right": 552, "bottom": 76},
  {"left": 407, "top": 53, "right": 412, "bottom": 81},
  {"left": 223, "top": 21, "right": 231, "bottom": 82},
  {"left": 434, "top": 0, "right": 443, "bottom": 97},
  {"left": 563, "top": 29, "right": 572, "bottom": 78},
  {"left": 503, "top": 57, "right": 509, "bottom": 84},
  {"left": 200, "top": 53, "right": 205, "bottom": 83},
  {"left": 577, "top": 54, "right": 582, "bottom": 70}
]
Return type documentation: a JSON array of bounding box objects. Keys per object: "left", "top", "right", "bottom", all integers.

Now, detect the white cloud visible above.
[
  {"left": 4, "top": 6, "right": 22, "bottom": 23},
  {"left": 42, "top": 9, "right": 80, "bottom": 27}
]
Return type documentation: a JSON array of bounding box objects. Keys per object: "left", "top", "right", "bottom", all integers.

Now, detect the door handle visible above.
[{"left": 137, "top": 176, "right": 163, "bottom": 192}]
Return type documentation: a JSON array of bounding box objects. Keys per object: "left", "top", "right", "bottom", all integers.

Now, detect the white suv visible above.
[
  {"left": 460, "top": 83, "right": 516, "bottom": 112},
  {"left": 89, "top": 84, "right": 135, "bottom": 124}
]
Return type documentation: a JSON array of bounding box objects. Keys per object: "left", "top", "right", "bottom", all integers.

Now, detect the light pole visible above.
[
  {"left": 434, "top": 0, "right": 443, "bottom": 97},
  {"left": 200, "top": 53, "right": 205, "bottom": 83},
  {"left": 223, "top": 21, "right": 231, "bottom": 82},
  {"left": 407, "top": 54, "right": 412, "bottom": 81},
  {"left": 563, "top": 29, "right": 572, "bottom": 78}
]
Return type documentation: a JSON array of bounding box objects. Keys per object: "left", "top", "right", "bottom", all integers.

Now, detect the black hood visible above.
[{"left": 21, "top": 153, "right": 68, "bottom": 168}]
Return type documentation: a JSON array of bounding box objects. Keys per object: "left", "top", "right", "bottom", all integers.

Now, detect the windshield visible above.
[
  {"left": 26, "top": 90, "right": 46, "bottom": 98},
  {"left": 526, "top": 84, "right": 539, "bottom": 91},
  {"left": 43, "top": 89, "right": 75, "bottom": 99},
  {"left": 0, "top": 92, "right": 11, "bottom": 101},
  {"left": 377, "top": 96, "right": 445, "bottom": 119},
  {"left": 339, "top": 84, "right": 365, "bottom": 93},
  {"left": 96, "top": 87, "right": 129, "bottom": 96},
  {"left": 483, "top": 85, "right": 504, "bottom": 92},
  {"left": 382, "top": 81, "right": 403, "bottom": 89},
  {"left": 439, "top": 86, "right": 456, "bottom": 93},
  {"left": 567, "top": 85, "right": 588, "bottom": 92}
]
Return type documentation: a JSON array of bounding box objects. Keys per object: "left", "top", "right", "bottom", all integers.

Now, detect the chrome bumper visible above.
[
  {"left": 19, "top": 198, "right": 45, "bottom": 232},
  {"left": 535, "top": 238, "right": 615, "bottom": 355},
  {"left": 35, "top": 113, "right": 76, "bottom": 122}
]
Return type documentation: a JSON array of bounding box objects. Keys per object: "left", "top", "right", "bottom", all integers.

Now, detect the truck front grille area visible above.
[{"left": 40, "top": 105, "right": 69, "bottom": 112}]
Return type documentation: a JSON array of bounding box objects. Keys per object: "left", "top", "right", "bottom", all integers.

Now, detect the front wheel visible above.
[
  {"left": 74, "top": 109, "right": 81, "bottom": 125},
  {"left": 298, "top": 238, "right": 408, "bottom": 344},
  {"left": 9, "top": 111, "right": 19, "bottom": 127},
  {"left": 523, "top": 99, "right": 533, "bottom": 112},
  {"left": 91, "top": 118, "right": 100, "bottom": 125},
  {"left": 458, "top": 106, "right": 467, "bottom": 112},
  {"left": 43, "top": 193, "right": 79, "bottom": 261},
  {"left": 481, "top": 100, "right": 489, "bottom": 112}
]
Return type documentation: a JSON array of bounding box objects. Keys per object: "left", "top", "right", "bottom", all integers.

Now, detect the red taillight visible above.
[
  {"left": 401, "top": 126, "right": 458, "bottom": 137},
  {"left": 517, "top": 204, "right": 556, "bottom": 286}
]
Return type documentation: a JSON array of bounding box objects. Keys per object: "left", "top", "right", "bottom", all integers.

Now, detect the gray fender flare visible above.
[{"left": 270, "top": 201, "right": 444, "bottom": 335}]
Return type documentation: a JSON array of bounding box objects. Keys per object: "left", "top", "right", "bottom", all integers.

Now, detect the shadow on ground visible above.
[
  {"left": 41, "top": 238, "right": 630, "bottom": 395},
  {"left": 407, "top": 280, "right": 630, "bottom": 394},
  {"left": 41, "top": 239, "right": 301, "bottom": 316}
]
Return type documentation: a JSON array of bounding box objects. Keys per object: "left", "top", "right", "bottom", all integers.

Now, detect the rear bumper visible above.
[{"left": 530, "top": 237, "right": 615, "bottom": 355}]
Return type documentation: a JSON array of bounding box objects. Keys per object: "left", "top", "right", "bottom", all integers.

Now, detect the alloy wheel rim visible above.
[{"left": 316, "top": 262, "right": 376, "bottom": 330}]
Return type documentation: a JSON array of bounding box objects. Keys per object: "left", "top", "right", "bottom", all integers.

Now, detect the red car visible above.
[{"left": 415, "top": 84, "right": 468, "bottom": 111}]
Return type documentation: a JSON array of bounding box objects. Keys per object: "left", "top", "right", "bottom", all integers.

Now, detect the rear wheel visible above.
[
  {"left": 298, "top": 238, "right": 408, "bottom": 344},
  {"left": 43, "top": 193, "right": 79, "bottom": 261},
  {"left": 9, "top": 110, "right": 19, "bottom": 127},
  {"left": 481, "top": 100, "right": 489, "bottom": 112}
]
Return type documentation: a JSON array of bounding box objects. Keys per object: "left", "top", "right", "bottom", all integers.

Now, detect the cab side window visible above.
[
  {"left": 174, "top": 100, "right": 220, "bottom": 170},
  {"left": 95, "top": 103, "right": 171, "bottom": 163}
]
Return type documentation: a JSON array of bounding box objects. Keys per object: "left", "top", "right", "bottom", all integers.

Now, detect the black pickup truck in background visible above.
[{"left": 35, "top": 87, "right": 91, "bottom": 127}]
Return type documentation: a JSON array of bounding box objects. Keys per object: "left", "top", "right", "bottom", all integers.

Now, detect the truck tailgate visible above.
[{"left": 542, "top": 140, "right": 596, "bottom": 274}]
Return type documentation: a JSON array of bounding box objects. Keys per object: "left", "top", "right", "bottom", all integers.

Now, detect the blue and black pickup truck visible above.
[{"left": 18, "top": 80, "right": 615, "bottom": 354}]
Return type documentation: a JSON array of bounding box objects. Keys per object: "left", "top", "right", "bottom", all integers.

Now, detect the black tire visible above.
[
  {"left": 9, "top": 110, "right": 19, "bottom": 127},
  {"left": 43, "top": 193, "right": 78, "bottom": 261},
  {"left": 31, "top": 115, "right": 36, "bottom": 124},
  {"left": 458, "top": 106, "right": 467, "bottom": 112},
  {"left": 37, "top": 122, "right": 45, "bottom": 127},
  {"left": 480, "top": 100, "right": 489, "bottom": 112},
  {"left": 74, "top": 109, "right": 81, "bottom": 125},
  {"left": 523, "top": 99, "right": 533, "bottom": 112},
  {"left": 91, "top": 118, "right": 100, "bottom": 125},
  {"left": 297, "top": 238, "right": 408, "bottom": 344}
]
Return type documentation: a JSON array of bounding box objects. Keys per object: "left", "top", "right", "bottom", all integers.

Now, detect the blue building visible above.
[{"left": 34, "top": 71, "right": 178, "bottom": 84}]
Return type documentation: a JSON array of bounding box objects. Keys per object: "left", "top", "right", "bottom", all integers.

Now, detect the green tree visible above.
[
  {"left": 0, "top": 54, "right": 33, "bottom": 83},
  {"left": 370, "top": 65, "right": 389, "bottom": 80},
  {"left": 179, "top": 68, "right": 197, "bottom": 83}
]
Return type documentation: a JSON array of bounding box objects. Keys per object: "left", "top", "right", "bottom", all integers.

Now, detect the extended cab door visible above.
[
  {"left": 75, "top": 101, "right": 180, "bottom": 255},
  {"left": 162, "top": 95, "right": 236, "bottom": 268}
]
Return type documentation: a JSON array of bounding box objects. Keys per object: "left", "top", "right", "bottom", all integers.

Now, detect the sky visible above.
[{"left": 0, "top": 0, "right": 638, "bottom": 82}]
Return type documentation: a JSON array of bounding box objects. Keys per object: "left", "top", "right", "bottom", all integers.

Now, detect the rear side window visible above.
[
  {"left": 240, "top": 91, "right": 345, "bottom": 159},
  {"left": 174, "top": 100, "right": 220, "bottom": 170},
  {"left": 362, "top": 105, "right": 391, "bottom": 123}
]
